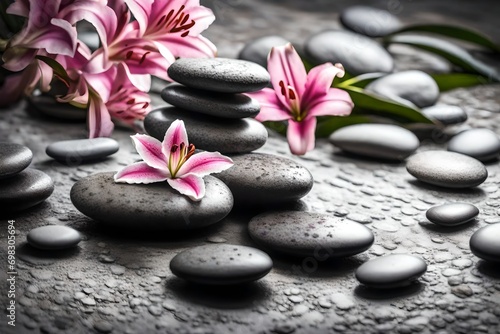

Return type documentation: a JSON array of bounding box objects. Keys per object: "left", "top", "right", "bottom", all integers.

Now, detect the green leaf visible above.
[
  {"left": 337, "top": 72, "right": 386, "bottom": 89},
  {"left": 35, "top": 55, "right": 70, "bottom": 84},
  {"left": 385, "top": 35, "right": 500, "bottom": 82},
  {"left": 390, "top": 24, "right": 500, "bottom": 53},
  {"left": 263, "top": 121, "right": 287, "bottom": 135},
  {"left": 431, "top": 73, "right": 491, "bottom": 91},
  {"left": 315, "top": 115, "right": 374, "bottom": 138}
]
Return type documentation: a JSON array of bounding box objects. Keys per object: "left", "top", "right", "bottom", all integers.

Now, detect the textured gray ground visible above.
[{"left": 1, "top": 1, "right": 500, "bottom": 333}]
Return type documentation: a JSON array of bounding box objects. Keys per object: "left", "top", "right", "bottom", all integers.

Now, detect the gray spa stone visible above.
[
  {"left": 248, "top": 211, "right": 374, "bottom": 257},
  {"left": 470, "top": 223, "right": 500, "bottom": 262},
  {"left": 70, "top": 172, "right": 233, "bottom": 231},
  {"left": 161, "top": 83, "right": 260, "bottom": 119},
  {"left": 28, "top": 94, "right": 87, "bottom": 121},
  {"left": 426, "top": 203, "right": 479, "bottom": 226},
  {"left": 170, "top": 244, "right": 273, "bottom": 285},
  {"left": 0, "top": 142, "right": 33, "bottom": 179},
  {"left": 329, "top": 124, "right": 419, "bottom": 160},
  {"left": 421, "top": 105, "right": 468, "bottom": 125},
  {"left": 340, "top": 6, "right": 402, "bottom": 37},
  {"left": 144, "top": 107, "right": 268, "bottom": 154},
  {"left": 27, "top": 225, "right": 81, "bottom": 250},
  {"left": 167, "top": 58, "right": 270, "bottom": 93},
  {"left": 448, "top": 128, "right": 500, "bottom": 162},
  {"left": 355, "top": 254, "right": 427, "bottom": 289},
  {"left": 304, "top": 30, "right": 394, "bottom": 75},
  {"left": 238, "top": 35, "right": 290, "bottom": 68},
  {"left": 406, "top": 151, "right": 488, "bottom": 188},
  {"left": 46, "top": 138, "right": 119, "bottom": 164}
]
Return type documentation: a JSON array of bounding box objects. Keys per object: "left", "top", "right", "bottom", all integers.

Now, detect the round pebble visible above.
[
  {"left": 470, "top": 223, "right": 500, "bottom": 262},
  {"left": 406, "top": 151, "right": 488, "bottom": 188},
  {"left": 46, "top": 138, "right": 119, "bottom": 163},
  {"left": 169, "top": 244, "right": 273, "bottom": 285},
  {"left": 426, "top": 203, "right": 479, "bottom": 226},
  {"left": 329, "top": 124, "right": 420, "bottom": 160},
  {"left": 167, "top": 57, "right": 270, "bottom": 93},
  {"left": 70, "top": 172, "right": 233, "bottom": 230},
  {"left": 421, "top": 105, "right": 468, "bottom": 125},
  {"left": 355, "top": 254, "right": 428, "bottom": 289},
  {"left": 238, "top": 35, "right": 290, "bottom": 68},
  {"left": 161, "top": 83, "right": 260, "bottom": 119},
  {"left": 448, "top": 128, "right": 500, "bottom": 162},
  {"left": 27, "top": 225, "right": 81, "bottom": 250},
  {"left": 365, "top": 71, "right": 440, "bottom": 108},
  {"left": 0, "top": 168, "right": 54, "bottom": 211},
  {"left": 304, "top": 30, "right": 394, "bottom": 75},
  {"left": 248, "top": 211, "right": 374, "bottom": 257},
  {"left": 0, "top": 142, "right": 33, "bottom": 179},
  {"left": 215, "top": 153, "right": 313, "bottom": 207},
  {"left": 144, "top": 107, "right": 268, "bottom": 154},
  {"left": 340, "top": 6, "right": 402, "bottom": 37}
]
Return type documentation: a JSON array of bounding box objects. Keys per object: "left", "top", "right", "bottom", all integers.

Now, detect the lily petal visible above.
[
  {"left": 246, "top": 88, "right": 292, "bottom": 122},
  {"left": 167, "top": 174, "right": 205, "bottom": 201},
  {"left": 162, "top": 119, "right": 189, "bottom": 157},
  {"left": 287, "top": 117, "right": 317, "bottom": 155},
  {"left": 131, "top": 134, "right": 167, "bottom": 170},
  {"left": 301, "top": 63, "right": 345, "bottom": 108},
  {"left": 177, "top": 151, "right": 233, "bottom": 177},
  {"left": 87, "top": 92, "right": 114, "bottom": 138},
  {"left": 308, "top": 88, "right": 354, "bottom": 117},
  {"left": 124, "top": 0, "right": 153, "bottom": 36},
  {"left": 114, "top": 161, "right": 169, "bottom": 183}
]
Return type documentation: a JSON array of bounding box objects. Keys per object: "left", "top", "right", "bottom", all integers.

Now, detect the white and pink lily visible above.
[
  {"left": 246, "top": 43, "right": 354, "bottom": 155},
  {"left": 114, "top": 120, "right": 233, "bottom": 201}
]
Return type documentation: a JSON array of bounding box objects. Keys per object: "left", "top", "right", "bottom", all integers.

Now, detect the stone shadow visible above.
[
  {"left": 354, "top": 282, "right": 425, "bottom": 300},
  {"left": 17, "top": 242, "right": 81, "bottom": 265},
  {"left": 419, "top": 219, "right": 478, "bottom": 232},
  {"left": 407, "top": 180, "right": 487, "bottom": 200},
  {"left": 476, "top": 260, "right": 500, "bottom": 279}
]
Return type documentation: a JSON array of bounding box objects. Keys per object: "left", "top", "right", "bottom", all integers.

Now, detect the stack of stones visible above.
[{"left": 0, "top": 143, "right": 54, "bottom": 212}]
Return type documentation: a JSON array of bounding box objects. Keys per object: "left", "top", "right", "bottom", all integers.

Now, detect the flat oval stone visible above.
[
  {"left": 304, "top": 30, "right": 394, "bottom": 75},
  {"left": 329, "top": 124, "right": 420, "bottom": 160},
  {"left": 27, "top": 94, "right": 87, "bottom": 121},
  {"left": 46, "top": 138, "right": 119, "bottom": 163},
  {"left": 340, "top": 6, "right": 402, "bottom": 37},
  {"left": 170, "top": 244, "right": 273, "bottom": 285},
  {"left": 355, "top": 254, "right": 427, "bottom": 289},
  {"left": 144, "top": 107, "right": 268, "bottom": 154},
  {"left": 248, "top": 211, "right": 374, "bottom": 257},
  {"left": 0, "top": 143, "right": 33, "bottom": 179},
  {"left": 365, "top": 71, "right": 439, "bottom": 108},
  {"left": 167, "top": 58, "right": 270, "bottom": 93},
  {"left": 421, "top": 105, "right": 468, "bottom": 125},
  {"left": 470, "top": 223, "right": 500, "bottom": 262},
  {"left": 215, "top": 153, "right": 313, "bottom": 206},
  {"left": 0, "top": 168, "right": 54, "bottom": 211},
  {"left": 448, "top": 128, "right": 500, "bottom": 162},
  {"left": 161, "top": 83, "right": 260, "bottom": 119},
  {"left": 406, "top": 151, "right": 488, "bottom": 188},
  {"left": 238, "top": 35, "right": 290, "bottom": 68},
  {"left": 27, "top": 225, "right": 81, "bottom": 250},
  {"left": 426, "top": 203, "right": 479, "bottom": 226},
  {"left": 70, "top": 172, "right": 233, "bottom": 231}
]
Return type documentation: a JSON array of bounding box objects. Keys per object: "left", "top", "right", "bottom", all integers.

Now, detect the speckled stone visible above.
[
  {"left": 238, "top": 35, "right": 290, "bottom": 68},
  {"left": 355, "top": 254, "right": 427, "bottom": 289},
  {"left": 421, "top": 105, "right": 468, "bottom": 125},
  {"left": 144, "top": 107, "right": 268, "bottom": 154},
  {"left": 426, "top": 203, "right": 479, "bottom": 226},
  {"left": 46, "top": 138, "right": 119, "bottom": 163},
  {"left": 248, "top": 211, "right": 374, "bottom": 257},
  {"left": 406, "top": 151, "right": 488, "bottom": 188},
  {"left": 167, "top": 58, "right": 270, "bottom": 93},
  {"left": 340, "top": 6, "right": 402, "bottom": 37},
  {"left": 170, "top": 244, "right": 273, "bottom": 285},
  {"left": 27, "top": 225, "right": 81, "bottom": 250},
  {"left": 304, "top": 30, "right": 394, "bottom": 75},
  {"left": 27, "top": 94, "right": 87, "bottom": 121},
  {"left": 448, "top": 128, "right": 500, "bottom": 162},
  {"left": 161, "top": 83, "right": 260, "bottom": 119},
  {"left": 215, "top": 153, "right": 313, "bottom": 207},
  {"left": 470, "top": 223, "right": 500, "bottom": 262},
  {"left": 329, "top": 124, "right": 420, "bottom": 160},
  {"left": 70, "top": 172, "right": 233, "bottom": 230},
  {"left": 0, "top": 168, "right": 54, "bottom": 211},
  {"left": 0, "top": 143, "right": 33, "bottom": 179},
  {"left": 365, "top": 71, "right": 440, "bottom": 108}
]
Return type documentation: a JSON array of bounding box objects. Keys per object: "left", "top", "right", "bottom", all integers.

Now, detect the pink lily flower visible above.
[
  {"left": 246, "top": 43, "right": 354, "bottom": 155},
  {"left": 114, "top": 120, "right": 233, "bottom": 201}
]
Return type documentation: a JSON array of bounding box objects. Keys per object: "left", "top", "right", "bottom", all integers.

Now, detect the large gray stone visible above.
[
  {"left": 340, "top": 6, "right": 402, "bottom": 37},
  {"left": 46, "top": 138, "right": 119, "bottom": 164},
  {"left": 238, "top": 35, "right": 290, "bottom": 68},
  {"left": 0, "top": 142, "right": 32, "bottom": 179},
  {"left": 448, "top": 128, "right": 500, "bottom": 162},
  {"left": 426, "top": 203, "right": 479, "bottom": 226},
  {"left": 27, "top": 94, "right": 87, "bottom": 121},
  {"left": 470, "top": 223, "right": 500, "bottom": 262}
]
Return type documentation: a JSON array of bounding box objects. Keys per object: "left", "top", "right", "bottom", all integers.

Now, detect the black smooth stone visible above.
[
  {"left": 355, "top": 254, "right": 427, "bottom": 289},
  {"left": 340, "top": 6, "right": 402, "bottom": 37},
  {"left": 421, "top": 105, "right": 468, "bottom": 125},
  {"left": 426, "top": 203, "right": 479, "bottom": 226},
  {"left": 70, "top": 173, "right": 233, "bottom": 231},
  {"left": 248, "top": 211, "right": 374, "bottom": 258},
  {"left": 238, "top": 35, "right": 290, "bottom": 68},
  {"left": 0, "top": 168, "right": 54, "bottom": 211},
  {"left": 304, "top": 30, "right": 394, "bottom": 75},
  {"left": 167, "top": 58, "right": 270, "bottom": 93},
  {"left": 170, "top": 244, "right": 273, "bottom": 285},
  {"left": 470, "top": 223, "right": 500, "bottom": 262},
  {"left": 46, "top": 138, "right": 119, "bottom": 164},
  {"left": 0, "top": 143, "right": 33, "bottom": 179},
  {"left": 144, "top": 107, "right": 268, "bottom": 154},
  {"left": 448, "top": 128, "right": 500, "bottom": 162},
  {"left": 27, "top": 225, "right": 81, "bottom": 250},
  {"left": 161, "top": 83, "right": 260, "bottom": 119},
  {"left": 27, "top": 94, "right": 87, "bottom": 121}
]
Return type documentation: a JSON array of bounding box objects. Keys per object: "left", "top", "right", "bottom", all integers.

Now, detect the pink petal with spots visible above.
[
  {"left": 114, "top": 162, "right": 169, "bottom": 184},
  {"left": 162, "top": 119, "right": 189, "bottom": 158},
  {"left": 177, "top": 151, "right": 233, "bottom": 177},
  {"left": 131, "top": 134, "right": 167, "bottom": 170},
  {"left": 245, "top": 89, "right": 292, "bottom": 122},
  {"left": 167, "top": 174, "right": 205, "bottom": 201}
]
